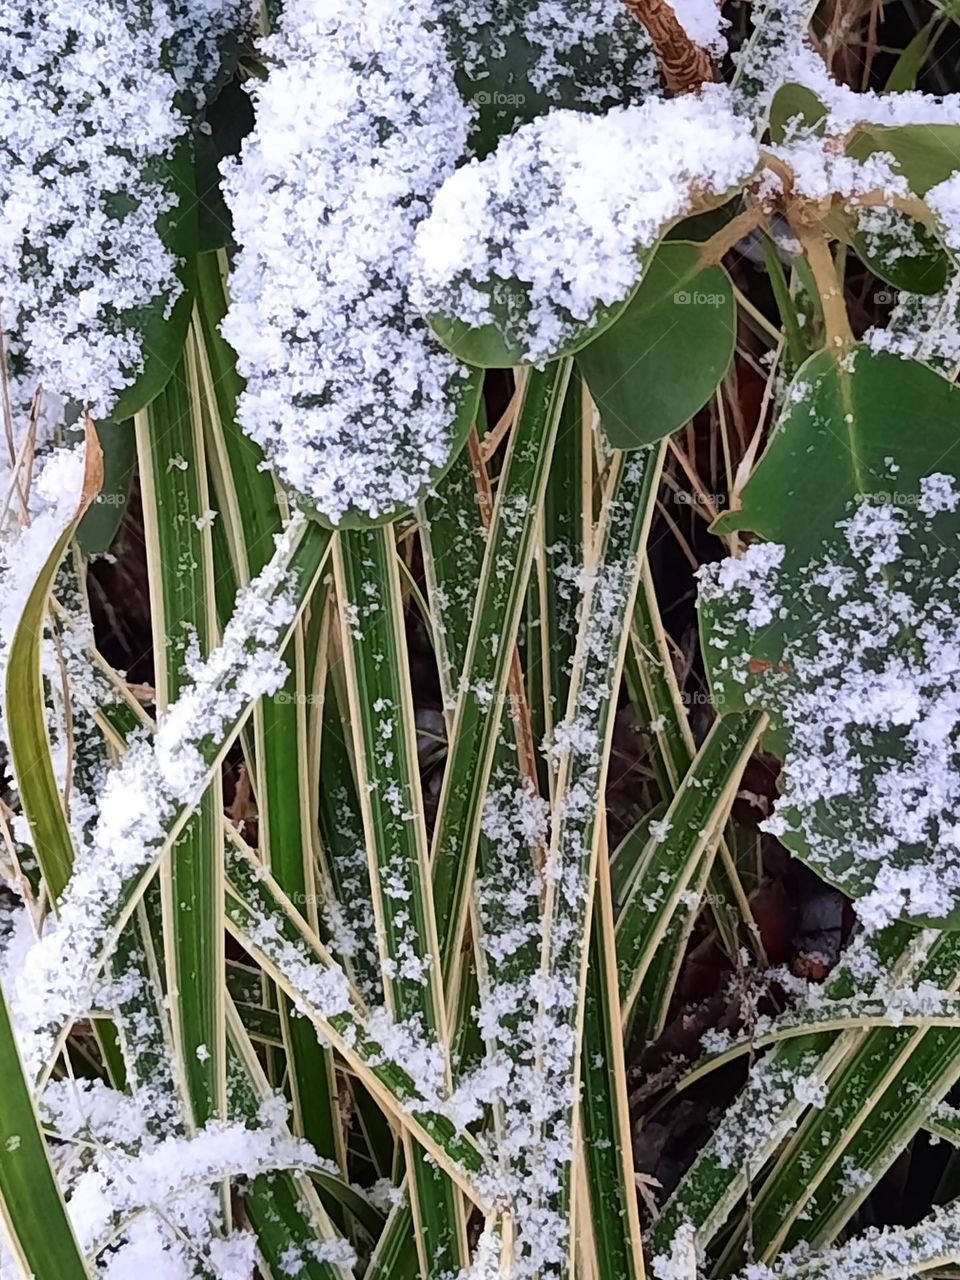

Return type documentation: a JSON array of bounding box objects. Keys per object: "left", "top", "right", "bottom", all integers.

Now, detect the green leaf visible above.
[
  {"left": 651, "top": 922, "right": 923, "bottom": 1258},
  {"left": 136, "top": 355, "right": 225, "bottom": 1129},
  {"left": 577, "top": 242, "right": 736, "bottom": 449},
  {"left": 6, "top": 422, "right": 102, "bottom": 903},
  {"left": 439, "top": 0, "right": 656, "bottom": 158},
  {"left": 76, "top": 420, "right": 136, "bottom": 556},
  {"left": 768, "top": 82, "right": 828, "bottom": 143},
  {"left": 702, "top": 346, "right": 960, "bottom": 925},
  {"left": 429, "top": 252, "right": 660, "bottom": 369},
  {"left": 847, "top": 123, "right": 960, "bottom": 195},
  {"left": 110, "top": 139, "right": 198, "bottom": 420},
  {"left": 847, "top": 210, "right": 949, "bottom": 297}
]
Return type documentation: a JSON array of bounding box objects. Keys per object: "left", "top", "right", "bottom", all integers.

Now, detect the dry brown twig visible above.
[{"left": 621, "top": 0, "right": 714, "bottom": 95}]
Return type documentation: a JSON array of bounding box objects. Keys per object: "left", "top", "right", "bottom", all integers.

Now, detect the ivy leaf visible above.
[
  {"left": 110, "top": 138, "right": 198, "bottom": 420},
  {"left": 701, "top": 346, "right": 960, "bottom": 928},
  {"left": 576, "top": 242, "right": 735, "bottom": 449}
]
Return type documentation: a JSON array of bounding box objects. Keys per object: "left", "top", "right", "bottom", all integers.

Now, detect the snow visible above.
[
  {"left": 413, "top": 84, "right": 759, "bottom": 363},
  {"left": 7, "top": 518, "right": 307, "bottom": 1077},
  {"left": 671, "top": 0, "right": 727, "bottom": 55},
  {"left": 700, "top": 479, "right": 960, "bottom": 930},
  {"left": 0, "top": 1, "right": 186, "bottom": 413},
  {"left": 221, "top": 0, "right": 475, "bottom": 525}
]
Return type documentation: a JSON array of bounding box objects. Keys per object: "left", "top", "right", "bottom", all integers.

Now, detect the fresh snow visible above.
[
  {"left": 413, "top": 84, "right": 759, "bottom": 363},
  {"left": 221, "top": 0, "right": 474, "bottom": 525},
  {"left": 700, "top": 480, "right": 960, "bottom": 929},
  {"left": 0, "top": 2, "right": 184, "bottom": 413}
]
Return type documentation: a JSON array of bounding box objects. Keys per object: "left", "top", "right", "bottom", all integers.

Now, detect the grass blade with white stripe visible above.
[
  {"left": 6, "top": 421, "right": 102, "bottom": 902},
  {"left": 136, "top": 351, "right": 224, "bottom": 1130},
  {"left": 0, "top": 978, "right": 91, "bottom": 1279},
  {"left": 222, "top": 837, "right": 491, "bottom": 1200},
  {"left": 650, "top": 922, "right": 931, "bottom": 1259},
  {"left": 532, "top": 444, "right": 663, "bottom": 1278},
  {"left": 335, "top": 525, "right": 468, "bottom": 1278},
  {"left": 431, "top": 360, "right": 572, "bottom": 992},
  {"left": 616, "top": 710, "right": 767, "bottom": 1022}
]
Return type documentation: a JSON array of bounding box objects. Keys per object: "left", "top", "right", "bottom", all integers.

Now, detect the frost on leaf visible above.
[
  {"left": 222, "top": 0, "right": 478, "bottom": 527},
  {"left": 0, "top": 0, "right": 192, "bottom": 413},
  {"left": 700, "top": 472, "right": 960, "bottom": 930},
  {"left": 412, "top": 84, "right": 758, "bottom": 365}
]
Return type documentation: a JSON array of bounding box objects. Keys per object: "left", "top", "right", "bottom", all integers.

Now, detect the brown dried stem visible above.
[{"left": 621, "top": 0, "right": 714, "bottom": 95}]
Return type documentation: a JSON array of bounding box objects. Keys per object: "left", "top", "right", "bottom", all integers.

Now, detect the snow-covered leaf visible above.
[
  {"left": 700, "top": 346, "right": 960, "bottom": 928},
  {"left": 415, "top": 85, "right": 758, "bottom": 368}
]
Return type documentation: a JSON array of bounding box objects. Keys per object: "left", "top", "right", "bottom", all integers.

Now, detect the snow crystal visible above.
[
  {"left": 412, "top": 84, "right": 759, "bottom": 363},
  {"left": 222, "top": 0, "right": 475, "bottom": 525}
]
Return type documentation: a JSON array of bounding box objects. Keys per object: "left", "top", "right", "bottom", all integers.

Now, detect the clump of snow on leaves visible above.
[
  {"left": 221, "top": 0, "right": 474, "bottom": 526},
  {"left": 0, "top": 2, "right": 186, "bottom": 413},
  {"left": 412, "top": 85, "right": 758, "bottom": 364}
]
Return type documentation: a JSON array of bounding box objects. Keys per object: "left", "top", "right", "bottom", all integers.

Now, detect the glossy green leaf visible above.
[
  {"left": 847, "top": 123, "right": 960, "bottom": 195},
  {"left": 76, "top": 420, "right": 136, "bottom": 556},
  {"left": 577, "top": 241, "right": 736, "bottom": 449},
  {"left": 768, "top": 82, "right": 828, "bottom": 142},
  {"left": 439, "top": 0, "right": 656, "bottom": 158},
  {"left": 848, "top": 209, "right": 949, "bottom": 297}
]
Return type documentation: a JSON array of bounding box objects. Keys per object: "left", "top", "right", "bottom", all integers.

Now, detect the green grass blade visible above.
[
  {"left": 616, "top": 710, "right": 768, "bottom": 1021},
  {"left": 533, "top": 444, "right": 663, "bottom": 1277},
  {"left": 317, "top": 680, "right": 381, "bottom": 1006},
  {"left": 417, "top": 435, "right": 487, "bottom": 705},
  {"left": 136, "top": 352, "right": 224, "bottom": 1129},
  {"left": 431, "top": 360, "right": 572, "bottom": 993},
  {"left": 709, "top": 930, "right": 960, "bottom": 1268},
  {"left": 223, "top": 834, "right": 490, "bottom": 1200},
  {"left": 335, "top": 525, "right": 468, "bottom": 1277},
  {"left": 6, "top": 423, "right": 102, "bottom": 903},
  {"left": 540, "top": 365, "right": 588, "bottom": 752},
  {"left": 0, "top": 979, "right": 91, "bottom": 1279},
  {"left": 20, "top": 516, "right": 329, "bottom": 1077},
  {"left": 580, "top": 821, "right": 645, "bottom": 1280},
  {"left": 650, "top": 922, "right": 931, "bottom": 1259},
  {"left": 225, "top": 1002, "right": 355, "bottom": 1280}
]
